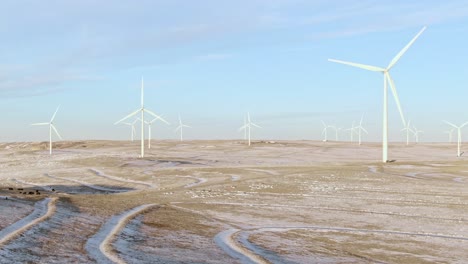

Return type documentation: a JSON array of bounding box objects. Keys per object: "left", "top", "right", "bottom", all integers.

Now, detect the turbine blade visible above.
[
  {"left": 361, "top": 127, "right": 368, "bottom": 134},
  {"left": 50, "top": 105, "right": 60, "bottom": 122},
  {"left": 387, "top": 26, "right": 427, "bottom": 70},
  {"left": 443, "top": 121, "right": 458, "bottom": 128},
  {"left": 51, "top": 124, "right": 62, "bottom": 140},
  {"left": 144, "top": 109, "right": 170, "bottom": 125},
  {"left": 31, "top": 122, "right": 49, "bottom": 126},
  {"left": 114, "top": 109, "right": 141, "bottom": 125},
  {"left": 251, "top": 123, "right": 261, "bottom": 129},
  {"left": 386, "top": 73, "right": 406, "bottom": 126},
  {"left": 239, "top": 125, "right": 247, "bottom": 131},
  {"left": 461, "top": 121, "right": 468, "bottom": 128},
  {"left": 328, "top": 59, "right": 385, "bottom": 72}
]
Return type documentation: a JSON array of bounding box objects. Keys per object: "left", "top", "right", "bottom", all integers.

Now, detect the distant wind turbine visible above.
[
  {"left": 321, "top": 121, "right": 333, "bottom": 142},
  {"left": 332, "top": 126, "right": 342, "bottom": 141},
  {"left": 329, "top": 26, "right": 426, "bottom": 162},
  {"left": 444, "top": 128, "right": 454, "bottom": 143},
  {"left": 144, "top": 116, "right": 170, "bottom": 149},
  {"left": 175, "top": 115, "right": 191, "bottom": 142},
  {"left": 401, "top": 120, "right": 414, "bottom": 146},
  {"left": 31, "top": 106, "right": 63, "bottom": 155},
  {"left": 355, "top": 116, "right": 368, "bottom": 145},
  {"left": 344, "top": 121, "right": 356, "bottom": 142},
  {"left": 412, "top": 126, "right": 423, "bottom": 143},
  {"left": 114, "top": 77, "right": 166, "bottom": 158},
  {"left": 444, "top": 121, "right": 468, "bottom": 157},
  {"left": 239, "top": 113, "right": 261, "bottom": 146},
  {"left": 122, "top": 118, "right": 138, "bottom": 141}
]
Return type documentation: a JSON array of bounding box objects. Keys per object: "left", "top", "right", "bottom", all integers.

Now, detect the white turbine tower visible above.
[
  {"left": 115, "top": 77, "right": 166, "bottom": 158},
  {"left": 355, "top": 116, "right": 368, "bottom": 145},
  {"left": 175, "top": 115, "right": 191, "bottom": 142},
  {"left": 239, "top": 112, "right": 261, "bottom": 146},
  {"left": 31, "top": 106, "right": 63, "bottom": 155},
  {"left": 321, "top": 121, "right": 333, "bottom": 142},
  {"left": 331, "top": 126, "right": 342, "bottom": 141},
  {"left": 412, "top": 126, "right": 423, "bottom": 143},
  {"left": 345, "top": 121, "right": 356, "bottom": 142},
  {"left": 444, "top": 128, "right": 454, "bottom": 143},
  {"left": 122, "top": 118, "right": 138, "bottom": 141},
  {"left": 401, "top": 120, "right": 414, "bottom": 146},
  {"left": 329, "top": 26, "right": 426, "bottom": 162},
  {"left": 444, "top": 121, "right": 468, "bottom": 157},
  {"left": 144, "top": 116, "right": 170, "bottom": 149}
]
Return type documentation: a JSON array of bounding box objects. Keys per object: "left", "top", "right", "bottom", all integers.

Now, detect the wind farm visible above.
[{"left": 2, "top": 2, "right": 468, "bottom": 263}]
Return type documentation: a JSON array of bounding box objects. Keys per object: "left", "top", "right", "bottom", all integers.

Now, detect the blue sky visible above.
[{"left": 1, "top": 0, "right": 468, "bottom": 142}]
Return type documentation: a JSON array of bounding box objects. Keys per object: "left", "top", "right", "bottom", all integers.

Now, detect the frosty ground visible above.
[{"left": 0, "top": 140, "right": 467, "bottom": 263}]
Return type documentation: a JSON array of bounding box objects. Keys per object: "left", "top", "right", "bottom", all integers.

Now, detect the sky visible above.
[{"left": 1, "top": 0, "right": 468, "bottom": 142}]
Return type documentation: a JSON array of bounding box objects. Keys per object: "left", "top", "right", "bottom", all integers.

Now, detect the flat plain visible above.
[{"left": 1, "top": 140, "right": 467, "bottom": 263}]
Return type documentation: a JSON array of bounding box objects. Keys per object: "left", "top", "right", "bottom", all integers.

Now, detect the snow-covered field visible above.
[{"left": 1, "top": 140, "right": 468, "bottom": 263}]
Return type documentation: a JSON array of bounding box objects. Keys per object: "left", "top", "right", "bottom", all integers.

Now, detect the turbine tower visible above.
[
  {"left": 122, "top": 118, "right": 138, "bottom": 141},
  {"left": 321, "top": 121, "right": 333, "bottom": 142},
  {"left": 115, "top": 77, "right": 166, "bottom": 158},
  {"left": 412, "top": 126, "right": 423, "bottom": 143},
  {"left": 401, "top": 120, "right": 414, "bottom": 146},
  {"left": 345, "top": 121, "right": 356, "bottom": 142},
  {"left": 444, "top": 128, "right": 454, "bottom": 143},
  {"left": 329, "top": 26, "right": 426, "bottom": 162},
  {"left": 355, "top": 116, "right": 368, "bottom": 145},
  {"left": 144, "top": 116, "right": 170, "bottom": 149},
  {"left": 239, "top": 112, "right": 261, "bottom": 146},
  {"left": 175, "top": 115, "right": 191, "bottom": 142},
  {"left": 31, "top": 106, "right": 63, "bottom": 155},
  {"left": 444, "top": 121, "right": 468, "bottom": 157}
]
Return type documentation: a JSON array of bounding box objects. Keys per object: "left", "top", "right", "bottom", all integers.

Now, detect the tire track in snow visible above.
[
  {"left": 214, "top": 229, "right": 269, "bottom": 264},
  {"left": 11, "top": 178, "right": 54, "bottom": 191},
  {"left": 45, "top": 173, "right": 128, "bottom": 193},
  {"left": 86, "top": 204, "right": 157, "bottom": 264},
  {"left": 0, "top": 197, "right": 57, "bottom": 246},
  {"left": 90, "top": 169, "right": 154, "bottom": 188}
]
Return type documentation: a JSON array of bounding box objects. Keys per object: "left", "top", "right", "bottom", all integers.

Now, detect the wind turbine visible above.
[
  {"left": 321, "top": 121, "right": 333, "bottom": 142},
  {"left": 332, "top": 126, "right": 342, "bottom": 141},
  {"left": 444, "top": 128, "right": 454, "bottom": 143},
  {"left": 345, "top": 121, "right": 356, "bottom": 142},
  {"left": 31, "top": 106, "right": 63, "bottom": 155},
  {"left": 412, "top": 126, "right": 423, "bottom": 143},
  {"left": 175, "top": 115, "right": 191, "bottom": 142},
  {"left": 329, "top": 26, "right": 426, "bottom": 162},
  {"left": 114, "top": 77, "right": 166, "bottom": 158},
  {"left": 443, "top": 121, "right": 468, "bottom": 157},
  {"left": 355, "top": 116, "right": 368, "bottom": 145},
  {"left": 144, "top": 116, "right": 170, "bottom": 149},
  {"left": 401, "top": 120, "right": 414, "bottom": 146},
  {"left": 239, "top": 112, "right": 261, "bottom": 146},
  {"left": 122, "top": 118, "right": 138, "bottom": 141}
]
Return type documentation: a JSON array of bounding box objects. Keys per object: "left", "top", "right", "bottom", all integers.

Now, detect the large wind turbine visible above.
[
  {"left": 175, "top": 115, "right": 191, "bottom": 142},
  {"left": 239, "top": 112, "right": 261, "bottom": 146},
  {"left": 321, "top": 121, "right": 333, "bottom": 142},
  {"left": 444, "top": 121, "right": 468, "bottom": 157},
  {"left": 401, "top": 120, "right": 414, "bottom": 146},
  {"left": 144, "top": 116, "right": 170, "bottom": 149},
  {"left": 355, "top": 116, "right": 368, "bottom": 145},
  {"left": 329, "top": 27, "right": 426, "bottom": 162},
  {"left": 331, "top": 126, "right": 342, "bottom": 141},
  {"left": 31, "top": 106, "right": 63, "bottom": 155},
  {"left": 122, "top": 118, "right": 138, "bottom": 141},
  {"left": 114, "top": 77, "right": 166, "bottom": 158}
]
